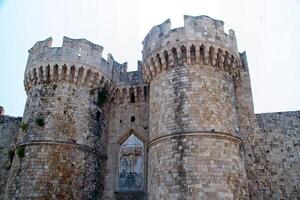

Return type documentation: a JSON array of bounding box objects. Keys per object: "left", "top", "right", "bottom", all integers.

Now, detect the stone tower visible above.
[
  {"left": 4, "top": 37, "right": 113, "bottom": 199},
  {"left": 142, "top": 15, "right": 249, "bottom": 199}
]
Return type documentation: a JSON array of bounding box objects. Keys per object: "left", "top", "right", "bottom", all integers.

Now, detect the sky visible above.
[{"left": 0, "top": 0, "right": 299, "bottom": 116}]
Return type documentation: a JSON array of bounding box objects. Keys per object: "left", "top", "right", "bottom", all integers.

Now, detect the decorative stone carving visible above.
[{"left": 118, "top": 134, "right": 144, "bottom": 191}]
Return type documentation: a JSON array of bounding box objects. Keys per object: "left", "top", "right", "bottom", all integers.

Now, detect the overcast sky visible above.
[{"left": 0, "top": 0, "right": 299, "bottom": 116}]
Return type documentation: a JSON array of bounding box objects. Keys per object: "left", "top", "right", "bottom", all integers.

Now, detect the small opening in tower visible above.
[
  {"left": 131, "top": 116, "right": 135, "bottom": 122},
  {"left": 129, "top": 87, "right": 135, "bottom": 103},
  {"left": 143, "top": 86, "right": 148, "bottom": 100},
  {"left": 200, "top": 45, "right": 204, "bottom": 63},
  {"left": 190, "top": 44, "right": 196, "bottom": 63},
  {"left": 130, "top": 92, "right": 135, "bottom": 103}
]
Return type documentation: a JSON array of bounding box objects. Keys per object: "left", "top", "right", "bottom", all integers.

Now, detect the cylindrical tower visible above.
[
  {"left": 5, "top": 37, "right": 113, "bottom": 199},
  {"left": 142, "top": 16, "right": 248, "bottom": 199}
]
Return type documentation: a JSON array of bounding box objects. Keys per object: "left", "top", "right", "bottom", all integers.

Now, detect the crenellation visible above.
[
  {"left": 112, "top": 83, "right": 148, "bottom": 106},
  {"left": 183, "top": 15, "right": 225, "bottom": 34},
  {"left": 28, "top": 37, "right": 53, "bottom": 54},
  {"left": 25, "top": 37, "right": 114, "bottom": 88},
  {"left": 142, "top": 15, "right": 238, "bottom": 62},
  {"left": 62, "top": 36, "right": 103, "bottom": 54}
]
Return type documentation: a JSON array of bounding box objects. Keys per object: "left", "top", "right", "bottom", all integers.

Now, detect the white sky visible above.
[{"left": 0, "top": 0, "right": 299, "bottom": 116}]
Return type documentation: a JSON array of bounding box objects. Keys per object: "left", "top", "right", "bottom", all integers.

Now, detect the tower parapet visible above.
[
  {"left": 143, "top": 15, "right": 237, "bottom": 58},
  {"left": 117, "top": 61, "right": 143, "bottom": 84},
  {"left": 142, "top": 15, "right": 240, "bottom": 83},
  {"left": 24, "top": 37, "right": 115, "bottom": 92},
  {"left": 110, "top": 61, "right": 148, "bottom": 106},
  {"left": 27, "top": 37, "right": 104, "bottom": 72}
]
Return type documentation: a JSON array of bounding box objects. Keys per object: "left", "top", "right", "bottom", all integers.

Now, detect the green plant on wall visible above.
[
  {"left": 16, "top": 146, "right": 25, "bottom": 158},
  {"left": 20, "top": 122, "right": 28, "bottom": 131},
  {"left": 97, "top": 89, "right": 108, "bottom": 107},
  {"left": 36, "top": 118, "right": 44, "bottom": 127}
]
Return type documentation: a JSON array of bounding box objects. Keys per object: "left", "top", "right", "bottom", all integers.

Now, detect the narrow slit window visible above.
[
  {"left": 129, "top": 87, "right": 135, "bottom": 103},
  {"left": 131, "top": 116, "right": 135, "bottom": 122},
  {"left": 143, "top": 86, "right": 148, "bottom": 100},
  {"left": 130, "top": 92, "right": 135, "bottom": 103}
]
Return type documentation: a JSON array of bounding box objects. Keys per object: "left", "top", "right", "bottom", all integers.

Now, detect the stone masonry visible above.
[
  {"left": 0, "top": 114, "right": 21, "bottom": 199},
  {"left": 0, "top": 15, "right": 299, "bottom": 200},
  {"left": 143, "top": 16, "right": 248, "bottom": 199},
  {"left": 248, "top": 111, "right": 300, "bottom": 199}
]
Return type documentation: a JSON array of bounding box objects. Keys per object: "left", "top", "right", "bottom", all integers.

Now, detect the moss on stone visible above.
[
  {"left": 97, "top": 89, "right": 108, "bottom": 107},
  {"left": 35, "top": 118, "right": 44, "bottom": 127},
  {"left": 20, "top": 122, "right": 28, "bottom": 131},
  {"left": 16, "top": 146, "right": 25, "bottom": 158}
]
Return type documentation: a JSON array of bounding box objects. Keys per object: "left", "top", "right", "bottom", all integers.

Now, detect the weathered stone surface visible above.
[
  {"left": 146, "top": 63, "right": 248, "bottom": 199},
  {"left": 0, "top": 114, "right": 21, "bottom": 199},
  {"left": 4, "top": 83, "right": 107, "bottom": 199},
  {"left": 149, "top": 66, "right": 239, "bottom": 139},
  {"left": 247, "top": 111, "right": 300, "bottom": 199},
  {"left": 148, "top": 135, "right": 248, "bottom": 200}
]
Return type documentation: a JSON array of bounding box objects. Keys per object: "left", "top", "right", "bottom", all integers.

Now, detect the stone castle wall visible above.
[
  {"left": 246, "top": 111, "right": 300, "bottom": 199},
  {"left": 0, "top": 114, "right": 21, "bottom": 199},
  {"left": 233, "top": 52, "right": 300, "bottom": 199},
  {"left": 104, "top": 84, "right": 149, "bottom": 200}
]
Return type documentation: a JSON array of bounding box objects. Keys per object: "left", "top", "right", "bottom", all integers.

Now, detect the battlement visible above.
[
  {"left": 111, "top": 84, "right": 149, "bottom": 105},
  {"left": 26, "top": 37, "right": 108, "bottom": 74},
  {"left": 24, "top": 37, "right": 127, "bottom": 92},
  {"left": 141, "top": 15, "right": 242, "bottom": 83},
  {"left": 116, "top": 61, "right": 143, "bottom": 85},
  {"left": 142, "top": 15, "right": 238, "bottom": 61}
]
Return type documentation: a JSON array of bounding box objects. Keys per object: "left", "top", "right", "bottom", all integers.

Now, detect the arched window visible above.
[{"left": 118, "top": 133, "right": 144, "bottom": 191}]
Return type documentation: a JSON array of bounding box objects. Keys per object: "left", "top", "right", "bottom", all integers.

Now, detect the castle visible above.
[{"left": 0, "top": 15, "right": 299, "bottom": 200}]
